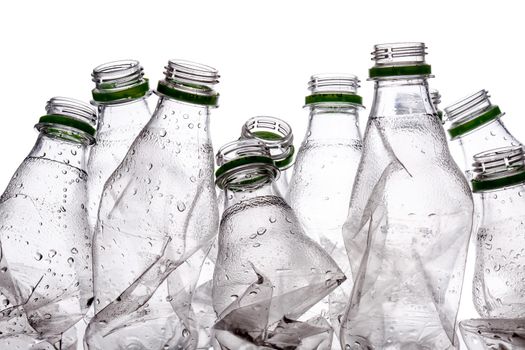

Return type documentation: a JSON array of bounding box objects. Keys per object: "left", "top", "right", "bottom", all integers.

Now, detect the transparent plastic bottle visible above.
[
  {"left": 212, "top": 139, "right": 345, "bottom": 346},
  {"left": 444, "top": 90, "right": 521, "bottom": 180},
  {"left": 0, "top": 97, "right": 96, "bottom": 346},
  {"left": 287, "top": 73, "right": 363, "bottom": 338},
  {"left": 240, "top": 116, "right": 294, "bottom": 196},
  {"left": 470, "top": 146, "right": 525, "bottom": 318},
  {"left": 340, "top": 43, "right": 473, "bottom": 350},
  {"left": 459, "top": 318, "right": 525, "bottom": 349},
  {"left": 86, "top": 60, "right": 220, "bottom": 350},
  {"left": 87, "top": 60, "right": 151, "bottom": 229}
]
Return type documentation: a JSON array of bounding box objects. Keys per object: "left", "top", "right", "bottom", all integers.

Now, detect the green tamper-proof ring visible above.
[
  {"left": 37, "top": 114, "right": 96, "bottom": 137},
  {"left": 92, "top": 79, "right": 150, "bottom": 103},
  {"left": 156, "top": 81, "right": 219, "bottom": 107},
  {"left": 448, "top": 106, "right": 503, "bottom": 139},
  {"left": 369, "top": 64, "right": 432, "bottom": 78},
  {"left": 215, "top": 156, "right": 275, "bottom": 179},
  {"left": 305, "top": 93, "right": 363, "bottom": 106},
  {"left": 472, "top": 169, "right": 525, "bottom": 192},
  {"left": 275, "top": 145, "right": 295, "bottom": 170}
]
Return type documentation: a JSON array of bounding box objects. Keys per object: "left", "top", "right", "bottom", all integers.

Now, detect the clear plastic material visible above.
[
  {"left": 471, "top": 147, "right": 525, "bottom": 318},
  {"left": 340, "top": 43, "right": 473, "bottom": 349},
  {"left": 0, "top": 97, "right": 96, "bottom": 347},
  {"left": 212, "top": 139, "right": 345, "bottom": 348},
  {"left": 85, "top": 60, "right": 220, "bottom": 350},
  {"left": 459, "top": 318, "right": 525, "bottom": 350},
  {"left": 444, "top": 90, "right": 521, "bottom": 180},
  {"left": 288, "top": 73, "right": 362, "bottom": 341},
  {"left": 430, "top": 89, "right": 444, "bottom": 124},
  {"left": 87, "top": 60, "right": 151, "bottom": 229}
]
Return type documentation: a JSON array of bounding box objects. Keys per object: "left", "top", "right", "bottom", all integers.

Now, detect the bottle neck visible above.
[
  {"left": 28, "top": 133, "right": 89, "bottom": 172},
  {"left": 479, "top": 183, "right": 525, "bottom": 223},
  {"left": 307, "top": 105, "right": 361, "bottom": 140},
  {"left": 96, "top": 98, "right": 150, "bottom": 137},
  {"left": 370, "top": 77, "right": 435, "bottom": 117},
  {"left": 223, "top": 181, "right": 278, "bottom": 212},
  {"left": 150, "top": 96, "right": 211, "bottom": 143}
]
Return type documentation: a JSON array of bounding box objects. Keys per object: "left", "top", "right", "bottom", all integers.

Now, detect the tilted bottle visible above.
[
  {"left": 87, "top": 60, "right": 151, "bottom": 229},
  {"left": 212, "top": 139, "right": 345, "bottom": 346},
  {"left": 340, "top": 43, "right": 473, "bottom": 349},
  {"left": 470, "top": 146, "right": 525, "bottom": 318},
  {"left": 287, "top": 73, "right": 363, "bottom": 336},
  {"left": 444, "top": 90, "right": 521, "bottom": 180},
  {"left": 0, "top": 97, "right": 96, "bottom": 346},
  {"left": 430, "top": 89, "right": 444, "bottom": 124},
  {"left": 86, "top": 60, "right": 220, "bottom": 350}
]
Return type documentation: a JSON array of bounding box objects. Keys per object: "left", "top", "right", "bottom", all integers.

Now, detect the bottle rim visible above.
[
  {"left": 471, "top": 146, "right": 525, "bottom": 192},
  {"left": 369, "top": 42, "right": 432, "bottom": 79}
]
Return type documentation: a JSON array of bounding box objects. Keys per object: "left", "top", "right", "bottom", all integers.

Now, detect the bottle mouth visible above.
[
  {"left": 36, "top": 97, "right": 97, "bottom": 143},
  {"left": 215, "top": 139, "right": 279, "bottom": 191},
  {"left": 445, "top": 90, "right": 504, "bottom": 139},
  {"left": 91, "top": 60, "right": 150, "bottom": 103},
  {"left": 156, "top": 59, "right": 220, "bottom": 107},
  {"left": 305, "top": 74, "right": 363, "bottom": 106},
  {"left": 369, "top": 42, "right": 431, "bottom": 79},
  {"left": 471, "top": 146, "right": 525, "bottom": 192},
  {"left": 240, "top": 116, "right": 295, "bottom": 169}
]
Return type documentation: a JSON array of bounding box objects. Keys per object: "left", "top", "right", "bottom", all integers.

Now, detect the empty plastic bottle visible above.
[
  {"left": 470, "top": 146, "right": 525, "bottom": 318},
  {"left": 87, "top": 60, "right": 151, "bottom": 229},
  {"left": 212, "top": 139, "right": 345, "bottom": 346},
  {"left": 240, "top": 116, "right": 294, "bottom": 196},
  {"left": 430, "top": 89, "right": 444, "bottom": 124},
  {"left": 444, "top": 90, "right": 522, "bottom": 180},
  {"left": 287, "top": 73, "right": 363, "bottom": 337},
  {"left": 86, "top": 60, "right": 220, "bottom": 350},
  {"left": 340, "top": 42, "right": 473, "bottom": 350},
  {"left": 0, "top": 97, "right": 96, "bottom": 346},
  {"left": 459, "top": 318, "right": 525, "bottom": 350}
]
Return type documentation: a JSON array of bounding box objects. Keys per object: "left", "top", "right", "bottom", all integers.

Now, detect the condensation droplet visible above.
[
  {"left": 71, "top": 248, "right": 78, "bottom": 254},
  {"left": 177, "top": 201, "right": 186, "bottom": 212},
  {"left": 269, "top": 216, "right": 276, "bottom": 223},
  {"left": 67, "top": 257, "right": 74, "bottom": 265},
  {"left": 257, "top": 227, "right": 267, "bottom": 235},
  {"left": 34, "top": 252, "right": 43, "bottom": 261}
]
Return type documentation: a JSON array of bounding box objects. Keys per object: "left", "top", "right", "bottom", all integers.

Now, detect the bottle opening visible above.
[
  {"left": 445, "top": 90, "right": 504, "bottom": 139},
  {"left": 305, "top": 74, "right": 363, "bottom": 106},
  {"left": 369, "top": 42, "right": 431, "bottom": 79},
  {"left": 471, "top": 146, "right": 525, "bottom": 192},
  {"left": 157, "top": 59, "right": 220, "bottom": 106},
  {"left": 36, "top": 97, "right": 97, "bottom": 143},
  {"left": 241, "top": 116, "right": 294, "bottom": 169},
  {"left": 91, "top": 60, "right": 150, "bottom": 103},
  {"left": 215, "top": 139, "right": 279, "bottom": 191}
]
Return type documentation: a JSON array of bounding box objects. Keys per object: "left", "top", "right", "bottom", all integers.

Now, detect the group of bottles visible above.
[{"left": 0, "top": 42, "right": 523, "bottom": 350}]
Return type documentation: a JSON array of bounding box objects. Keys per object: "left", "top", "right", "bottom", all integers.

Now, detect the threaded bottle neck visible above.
[
  {"left": 305, "top": 74, "right": 363, "bottom": 107},
  {"left": 471, "top": 146, "right": 525, "bottom": 192},
  {"left": 157, "top": 59, "right": 220, "bottom": 107},
  {"left": 430, "top": 89, "right": 444, "bottom": 122},
  {"left": 91, "top": 60, "right": 150, "bottom": 104},
  {"left": 36, "top": 97, "right": 97, "bottom": 144},
  {"left": 240, "top": 116, "right": 294, "bottom": 170},
  {"left": 215, "top": 139, "right": 279, "bottom": 191},
  {"left": 369, "top": 42, "right": 431, "bottom": 79},
  {"left": 445, "top": 90, "right": 504, "bottom": 139}
]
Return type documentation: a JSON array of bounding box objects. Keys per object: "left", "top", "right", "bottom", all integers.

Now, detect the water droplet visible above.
[
  {"left": 44, "top": 314, "right": 51, "bottom": 319},
  {"left": 71, "top": 150, "right": 77, "bottom": 156},
  {"left": 166, "top": 295, "right": 173, "bottom": 302},
  {"left": 289, "top": 230, "right": 296, "bottom": 235},
  {"left": 177, "top": 201, "right": 186, "bottom": 212},
  {"left": 34, "top": 252, "right": 43, "bottom": 261},
  {"left": 269, "top": 216, "right": 276, "bottom": 223},
  {"left": 253, "top": 243, "right": 261, "bottom": 247},
  {"left": 71, "top": 248, "right": 78, "bottom": 254},
  {"left": 159, "top": 129, "right": 167, "bottom": 137},
  {"left": 48, "top": 250, "right": 57, "bottom": 258},
  {"left": 257, "top": 227, "right": 267, "bottom": 235},
  {"left": 2, "top": 299, "right": 9, "bottom": 307},
  {"left": 67, "top": 257, "right": 74, "bottom": 265},
  {"left": 182, "top": 329, "right": 189, "bottom": 337},
  {"left": 249, "top": 234, "right": 257, "bottom": 239},
  {"left": 188, "top": 123, "right": 194, "bottom": 129},
  {"left": 183, "top": 114, "right": 189, "bottom": 119},
  {"left": 148, "top": 163, "right": 153, "bottom": 170},
  {"left": 190, "top": 176, "right": 196, "bottom": 183},
  {"left": 230, "top": 294, "right": 238, "bottom": 301},
  {"left": 0, "top": 267, "right": 7, "bottom": 273}
]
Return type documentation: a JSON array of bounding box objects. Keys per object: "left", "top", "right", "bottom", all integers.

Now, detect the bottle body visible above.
[
  {"left": 0, "top": 134, "right": 93, "bottom": 343},
  {"left": 341, "top": 78, "right": 473, "bottom": 349},
  {"left": 86, "top": 98, "right": 151, "bottom": 228}
]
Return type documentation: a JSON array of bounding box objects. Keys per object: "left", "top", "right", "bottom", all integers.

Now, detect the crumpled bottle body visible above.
[
  {"left": 0, "top": 151, "right": 93, "bottom": 346},
  {"left": 341, "top": 113, "right": 473, "bottom": 350},
  {"left": 212, "top": 193, "right": 345, "bottom": 348},
  {"left": 87, "top": 100, "right": 218, "bottom": 350}
]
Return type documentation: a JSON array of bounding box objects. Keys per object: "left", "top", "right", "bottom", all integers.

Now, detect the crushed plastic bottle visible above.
[
  {"left": 459, "top": 318, "right": 525, "bottom": 350},
  {"left": 444, "top": 89, "right": 522, "bottom": 180},
  {"left": 287, "top": 74, "right": 363, "bottom": 342},
  {"left": 340, "top": 43, "right": 473, "bottom": 350},
  {"left": 212, "top": 138, "right": 345, "bottom": 348},
  {"left": 470, "top": 146, "right": 525, "bottom": 318},
  {"left": 0, "top": 97, "right": 97, "bottom": 346},
  {"left": 85, "top": 60, "right": 220, "bottom": 350},
  {"left": 87, "top": 60, "right": 151, "bottom": 229}
]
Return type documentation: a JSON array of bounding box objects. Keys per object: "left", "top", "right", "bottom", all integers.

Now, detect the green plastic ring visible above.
[
  {"left": 92, "top": 79, "right": 150, "bottom": 102},
  {"left": 157, "top": 82, "right": 219, "bottom": 106},
  {"left": 275, "top": 145, "right": 295, "bottom": 170},
  {"left": 472, "top": 169, "right": 525, "bottom": 192},
  {"left": 215, "top": 156, "right": 275, "bottom": 179},
  {"left": 37, "top": 114, "right": 96, "bottom": 137},
  {"left": 448, "top": 106, "right": 502, "bottom": 139},
  {"left": 305, "top": 93, "right": 363, "bottom": 106},
  {"left": 369, "top": 64, "right": 432, "bottom": 78}
]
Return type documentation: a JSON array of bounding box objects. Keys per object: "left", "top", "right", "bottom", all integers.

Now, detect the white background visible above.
[{"left": 0, "top": 0, "right": 522, "bottom": 344}]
